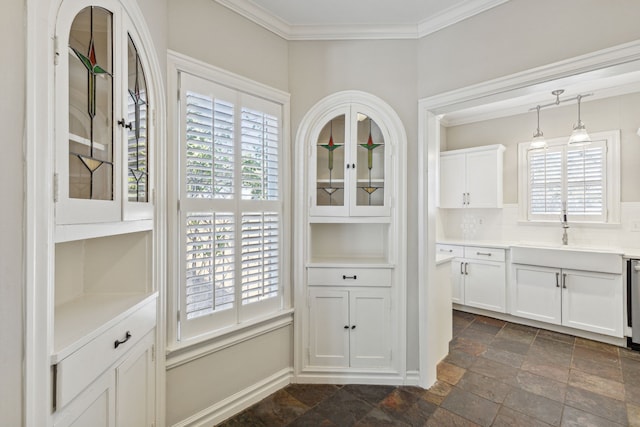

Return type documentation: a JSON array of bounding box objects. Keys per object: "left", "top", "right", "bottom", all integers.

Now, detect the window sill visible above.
[{"left": 165, "top": 308, "right": 294, "bottom": 369}]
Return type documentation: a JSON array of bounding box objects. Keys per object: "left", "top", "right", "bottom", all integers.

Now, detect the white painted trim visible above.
[
  {"left": 425, "top": 39, "right": 640, "bottom": 116},
  {"left": 25, "top": 1, "right": 167, "bottom": 425},
  {"left": 404, "top": 370, "right": 421, "bottom": 386},
  {"left": 171, "top": 367, "right": 293, "bottom": 427},
  {"left": 215, "top": 0, "right": 508, "bottom": 41},
  {"left": 417, "top": 39, "right": 640, "bottom": 393},
  {"left": 293, "top": 373, "right": 406, "bottom": 386},
  {"left": 165, "top": 311, "right": 294, "bottom": 369},
  {"left": 293, "top": 90, "right": 407, "bottom": 382}
]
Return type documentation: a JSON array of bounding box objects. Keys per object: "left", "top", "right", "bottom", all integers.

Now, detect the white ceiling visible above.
[{"left": 215, "top": 0, "right": 510, "bottom": 40}]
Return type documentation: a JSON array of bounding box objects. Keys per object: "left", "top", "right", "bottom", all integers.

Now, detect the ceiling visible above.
[{"left": 215, "top": 0, "right": 510, "bottom": 40}]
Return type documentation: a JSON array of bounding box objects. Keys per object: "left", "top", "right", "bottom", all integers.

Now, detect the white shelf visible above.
[
  {"left": 55, "top": 219, "right": 153, "bottom": 243},
  {"left": 52, "top": 292, "right": 157, "bottom": 363}
]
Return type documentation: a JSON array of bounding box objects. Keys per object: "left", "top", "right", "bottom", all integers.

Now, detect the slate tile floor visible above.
[{"left": 218, "top": 311, "right": 640, "bottom": 426}]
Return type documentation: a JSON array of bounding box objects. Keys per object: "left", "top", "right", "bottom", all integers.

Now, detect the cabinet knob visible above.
[
  {"left": 344, "top": 325, "right": 349, "bottom": 329},
  {"left": 351, "top": 325, "right": 356, "bottom": 330},
  {"left": 117, "top": 118, "right": 132, "bottom": 130}
]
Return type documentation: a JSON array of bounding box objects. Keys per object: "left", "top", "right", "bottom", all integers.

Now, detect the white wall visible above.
[
  {"left": 288, "top": 39, "right": 420, "bottom": 370},
  {"left": 418, "top": 0, "right": 640, "bottom": 97},
  {"left": 0, "top": 0, "right": 24, "bottom": 425}
]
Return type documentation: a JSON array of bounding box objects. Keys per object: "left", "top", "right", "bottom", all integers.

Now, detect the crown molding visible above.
[
  {"left": 417, "top": 0, "right": 509, "bottom": 38},
  {"left": 215, "top": 0, "right": 509, "bottom": 40}
]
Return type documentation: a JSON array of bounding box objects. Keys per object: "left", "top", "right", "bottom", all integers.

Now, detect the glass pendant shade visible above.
[
  {"left": 529, "top": 105, "right": 547, "bottom": 149},
  {"left": 568, "top": 95, "right": 591, "bottom": 146}
]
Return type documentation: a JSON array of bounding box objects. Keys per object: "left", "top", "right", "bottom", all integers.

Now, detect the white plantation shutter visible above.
[
  {"left": 566, "top": 141, "right": 605, "bottom": 217},
  {"left": 527, "top": 138, "right": 608, "bottom": 222},
  {"left": 178, "top": 73, "right": 283, "bottom": 341}
]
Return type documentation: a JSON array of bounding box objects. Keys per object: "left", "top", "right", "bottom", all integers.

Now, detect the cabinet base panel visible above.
[
  {"left": 453, "top": 304, "right": 627, "bottom": 347},
  {"left": 294, "top": 372, "right": 405, "bottom": 386}
]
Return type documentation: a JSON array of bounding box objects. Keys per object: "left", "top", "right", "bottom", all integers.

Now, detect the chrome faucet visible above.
[{"left": 561, "top": 204, "right": 569, "bottom": 245}]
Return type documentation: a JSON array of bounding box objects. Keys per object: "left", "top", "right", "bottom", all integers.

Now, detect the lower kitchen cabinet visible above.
[
  {"left": 54, "top": 331, "right": 156, "bottom": 427},
  {"left": 511, "top": 264, "right": 623, "bottom": 337},
  {"left": 308, "top": 288, "right": 391, "bottom": 369},
  {"left": 438, "top": 244, "right": 506, "bottom": 313}
]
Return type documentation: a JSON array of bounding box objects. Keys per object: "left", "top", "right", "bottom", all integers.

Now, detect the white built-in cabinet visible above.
[
  {"left": 49, "top": 1, "right": 159, "bottom": 425},
  {"left": 437, "top": 244, "right": 507, "bottom": 313},
  {"left": 439, "top": 144, "right": 505, "bottom": 208},
  {"left": 511, "top": 264, "right": 624, "bottom": 337},
  {"left": 295, "top": 91, "right": 406, "bottom": 384}
]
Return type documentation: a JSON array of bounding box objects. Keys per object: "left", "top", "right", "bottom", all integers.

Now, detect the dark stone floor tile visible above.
[
  {"left": 573, "top": 345, "right": 621, "bottom": 367},
  {"left": 474, "top": 315, "right": 507, "bottom": 328},
  {"left": 456, "top": 371, "right": 511, "bottom": 403},
  {"left": 530, "top": 336, "right": 573, "bottom": 356},
  {"left": 620, "top": 348, "right": 640, "bottom": 362},
  {"left": 313, "top": 388, "right": 373, "bottom": 426},
  {"left": 457, "top": 328, "right": 498, "bottom": 346},
  {"left": 392, "top": 398, "right": 438, "bottom": 426},
  {"left": 520, "top": 359, "right": 570, "bottom": 383},
  {"left": 343, "top": 384, "right": 395, "bottom": 406},
  {"left": 504, "top": 322, "right": 539, "bottom": 335},
  {"left": 625, "top": 383, "right": 640, "bottom": 405},
  {"left": 513, "top": 370, "right": 567, "bottom": 402},
  {"left": 438, "top": 361, "right": 466, "bottom": 385},
  {"left": 467, "top": 320, "right": 503, "bottom": 336},
  {"left": 490, "top": 337, "right": 532, "bottom": 356},
  {"left": 481, "top": 347, "right": 525, "bottom": 369},
  {"left": 469, "top": 357, "right": 519, "bottom": 385},
  {"left": 571, "top": 357, "right": 623, "bottom": 383},
  {"left": 354, "top": 407, "right": 409, "bottom": 427},
  {"left": 453, "top": 310, "right": 476, "bottom": 322},
  {"left": 526, "top": 344, "right": 573, "bottom": 368},
  {"left": 217, "top": 411, "right": 269, "bottom": 427},
  {"left": 427, "top": 407, "right": 481, "bottom": 427},
  {"left": 536, "top": 329, "right": 574, "bottom": 345},
  {"left": 560, "top": 405, "right": 624, "bottom": 427},
  {"left": 441, "top": 387, "right": 499, "bottom": 427},
  {"left": 420, "top": 380, "right": 453, "bottom": 405},
  {"left": 565, "top": 386, "right": 629, "bottom": 425},
  {"left": 491, "top": 406, "right": 553, "bottom": 427},
  {"left": 628, "top": 403, "right": 640, "bottom": 427},
  {"left": 450, "top": 336, "right": 488, "bottom": 356},
  {"left": 495, "top": 326, "right": 537, "bottom": 345},
  {"left": 568, "top": 369, "right": 625, "bottom": 401},
  {"left": 503, "top": 388, "right": 563, "bottom": 426},
  {"left": 246, "top": 389, "right": 308, "bottom": 426},
  {"left": 445, "top": 349, "right": 477, "bottom": 369},
  {"left": 287, "top": 407, "right": 338, "bottom": 427},
  {"left": 621, "top": 356, "right": 640, "bottom": 380},
  {"left": 285, "top": 384, "right": 340, "bottom": 407},
  {"left": 575, "top": 337, "right": 619, "bottom": 355},
  {"left": 378, "top": 387, "right": 420, "bottom": 418}
]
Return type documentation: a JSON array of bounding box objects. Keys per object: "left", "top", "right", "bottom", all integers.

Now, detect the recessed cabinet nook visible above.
[
  {"left": 295, "top": 91, "right": 407, "bottom": 384},
  {"left": 49, "top": 0, "right": 160, "bottom": 425}
]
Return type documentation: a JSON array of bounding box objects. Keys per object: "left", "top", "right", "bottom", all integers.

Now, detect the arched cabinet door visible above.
[
  {"left": 54, "top": 0, "right": 154, "bottom": 230},
  {"left": 309, "top": 103, "right": 392, "bottom": 218}
]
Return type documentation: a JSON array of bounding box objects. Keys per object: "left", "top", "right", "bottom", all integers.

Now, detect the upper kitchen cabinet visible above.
[
  {"left": 55, "top": 1, "right": 154, "bottom": 240},
  {"left": 309, "top": 103, "right": 392, "bottom": 218},
  {"left": 439, "top": 144, "right": 505, "bottom": 209}
]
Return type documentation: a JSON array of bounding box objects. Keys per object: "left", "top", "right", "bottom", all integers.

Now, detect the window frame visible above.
[
  {"left": 518, "top": 130, "right": 620, "bottom": 225},
  {"left": 167, "top": 52, "right": 291, "bottom": 349}
]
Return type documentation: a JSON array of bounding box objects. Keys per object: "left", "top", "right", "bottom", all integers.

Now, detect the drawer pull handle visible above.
[
  {"left": 344, "top": 325, "right": 349, "bottom": 329},
  {"left": 440, "top": 249, "right": 453, "bottom": 253},
  {"left": 555, "top": 272, "right": 560, "bottom": 288},
  {"left": 114, "top": 331, "right": 132, "bottom": 349},
  {"left": 342, "top": 275, "right": 357, "bottom": 280},
  {"left": 476, "top": 252, "right": 492, "bottom": 256}
]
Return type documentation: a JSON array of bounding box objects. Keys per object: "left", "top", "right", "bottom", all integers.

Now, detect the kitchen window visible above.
[
  {"left": 518, "top": 130, "right": 620, "bottom": 224},
  {"left": 171, "top": 61, "right": 290, "bottom": 344}
]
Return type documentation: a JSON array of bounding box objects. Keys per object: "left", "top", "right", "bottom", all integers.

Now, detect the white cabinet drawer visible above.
[
  {"left": 436, "top": 244, "right": 464, "bottom": 258},
  {"left": 55, "top": 299, "right": 156, "bottom": 409},
  {"left": 308, "top": 267, "right": 392, "bottom": 287},
  {"left": 464, "top": 246, "right": 505, "bottom": 262}
]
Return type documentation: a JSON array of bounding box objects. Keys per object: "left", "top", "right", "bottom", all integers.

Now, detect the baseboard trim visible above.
[
  {"left": 404, "top": 370, "right": 421, "bottom": 386},
  {"left": 293, "top": 372, "right": 405, "bottom": 386},
  {"left": 171, "top": 367, "right": 293, "bottom": 427}
]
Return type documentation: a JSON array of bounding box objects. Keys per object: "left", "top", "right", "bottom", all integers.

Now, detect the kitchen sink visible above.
[{"left": 510, "top": 243, "right": 623, "bottom": 274}]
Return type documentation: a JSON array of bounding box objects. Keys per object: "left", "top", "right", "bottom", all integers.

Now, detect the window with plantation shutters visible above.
[
  {"left": 177, "top": 72, "right": 285, "bottom": 341},
  {"left": 520, "top": 131, "right": 619, "bottom": 224}
]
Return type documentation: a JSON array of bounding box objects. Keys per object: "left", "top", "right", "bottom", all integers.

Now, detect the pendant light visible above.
[
  {"left": 568, "top": 94, "right": 591, "bottom": 146},
  {"left": 529, "top": 105, "right": 547, "bottom": 149}
]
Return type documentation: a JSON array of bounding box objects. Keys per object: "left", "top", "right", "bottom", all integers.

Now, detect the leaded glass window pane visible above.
[
  {"left": 127, "top": 34, "right": 149, "bottom": 202},
  {"left": 68, "top": 6, "right": 114, "bottom": 200}
]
